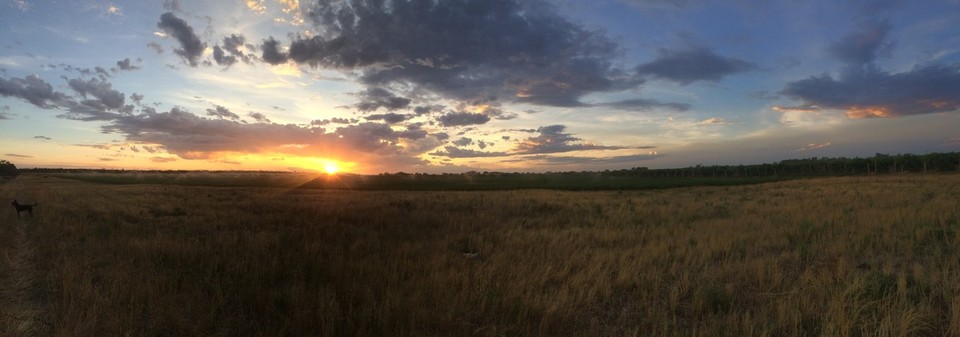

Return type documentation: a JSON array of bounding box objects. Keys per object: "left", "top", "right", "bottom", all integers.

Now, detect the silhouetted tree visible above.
[{"left": 0, "top": 160, "right": 18, "bottom": 178}]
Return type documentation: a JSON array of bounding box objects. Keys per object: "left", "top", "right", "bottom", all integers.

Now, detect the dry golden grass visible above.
[{"left": 1, "top": 173, "right": 959, "bottom": 336}]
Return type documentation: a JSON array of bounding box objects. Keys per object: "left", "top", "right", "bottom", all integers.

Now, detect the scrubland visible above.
[{"left": 1, "top": 173, "right": 959, "bottom": 336}]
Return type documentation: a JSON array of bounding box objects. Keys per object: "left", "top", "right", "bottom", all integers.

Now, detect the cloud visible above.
[
  {"left": 781, "top": 20, "right": 960, "bottom": 118},
  {"left": 437, "top": 112, "right": 491, "bottom": 127},
  {"left": 515, "top": 125, "right": 626, "bottom": 154},
  {"left": 33, "top": 135, "right": 51, "bottom": 140},
  {"left": 0, "top": 74, "right": 70, "bottom": 108},
  {"left": 414, "top": 105, "right": 444, "bottom": 115},
  {"left": 163, "top": 0, "right": 182, "bottom": 13},
  {"left": 429, "top": 146, "right": 508, "bottom": 158},
  {"left": 772, "top": 105, "right": 821, "bottom": 113},
  {"left": 157, "top": 12, "right": 206, "bottom": 67},
  {"left": 147, "top": 42, "right": 164, "bottom": 54},
  {"left": 598, "top": 98, "right": 690, "bottom": 111},
  {"left": 67, "top": 77, "right": 125, "bottom": 110},
  {"left": 265, "top": 0, "right": 638, "bottom": 107},
  {"left": 115, "top": 58, "right": 140, "bottom": 71},
  {"left": 828, "top": 20, "right": 893, "bottom": 66},
  {"left": 9, "top": 0, "right": 29, "bottom": 11},
  {"left": 97, "top": 108, "right": 437, "bottom": 170},
  {"left": 697, "top": 117, "right": 727, "bottom": 125},
  {"left": 796, "top": 142, "right": 832, "bottom": 151},
  {"left": 260, "top": 37, "right": 288, "bottom": 65},
  {"left": 452, "top": 137, "right": 473, "bottom": 147},
  {"left": 213, "top": 34, "right": 251, "bottom": 67},
  {"left": 618, "top": 0, "right": 702, "bottom": 9},
  {"left": 212, "top": 46, "right": 234, "bottom": 67},
  {"left": 247, "top": 111, "right": 271, "bottom": 123},
  {"left": 636, "top": 47, "right": 754, "bottom": 84},
  {"left": 525, "top": 152, "right": 660, "bottom": 165},
  {"left": 781, "top": 62, "right": 960, "bottom": 118},
  {"left": 354, "top": 87, "right": 411, "bottom": 112},
  {"left": 4, "top": 153, "right": 33, "bottom": 158},
  {"left": 206, "top": 105, "right": 240, "bottom": 120},
  {"left": 151, "top": 156, "right": 177, "bottom": 163},
  {"left": 105, "top": 5, "right": 123, "bottom": 16},
  {"left": 102, "top": 107, "right": 334, "bottom": 157},
  {"left": 365, "top": 112, "right": 410, "bottom": 124}
]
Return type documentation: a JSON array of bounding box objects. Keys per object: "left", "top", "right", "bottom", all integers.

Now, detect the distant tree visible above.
[{"left": 0, "top": 160, "right": 18, "bottom": 178}]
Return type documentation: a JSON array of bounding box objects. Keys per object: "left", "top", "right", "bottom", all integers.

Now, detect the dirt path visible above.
[
  {"left": 0, "top": 216, "right": 50, "bottom": 336},
  {"left": 1, "top": 175, "right": 52, "bottom": 336}
]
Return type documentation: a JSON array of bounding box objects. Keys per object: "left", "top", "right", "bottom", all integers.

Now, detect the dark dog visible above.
[{"left": 11, "top": 199, "right": 38, "bottom": 217}]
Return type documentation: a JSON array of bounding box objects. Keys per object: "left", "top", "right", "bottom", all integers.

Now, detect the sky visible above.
[{"left": 1, "top": 0, "right": 959, "bottom": 174}]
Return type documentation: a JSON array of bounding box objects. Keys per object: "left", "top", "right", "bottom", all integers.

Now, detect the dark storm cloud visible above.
[
  {"left": 365, "top": 112, "right": 410, "bottom": 124},
  {"left": 354, "top": 87, "right": 412, "bottom": 112},
  {"left": 636, "top": 47, "right": 754, "bottom": 84},
  {"left": 599, "top": 98, "right": 691, "bottom": 111},
  {"left": 115, "top": 58, "right": 140, "bottom": 71},
  {"left": 781, "top": 21, "right": 960, "bottom": 118},
  {"left": 515, "top": 125, "right": 624, "bottom": 154},
  {"left": 0, "top": 74, "right": 70, "bottom": 108},
  {"left": 265, "top": 0, "right": 637, "bottom": 107},
  {"left": 206, "top": 105, "right": 240, "bottom": 120},
  {"left": 437, "top": 112, "right": 491, "bottom": 127},
  {"left": 828, "top": 20, "right": 893, "bottom": 65},
  {"left": 157, "top": 12, "right": 206, "bottom": 67}
]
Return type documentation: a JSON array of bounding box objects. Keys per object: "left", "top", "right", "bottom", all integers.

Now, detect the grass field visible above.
[{"left": 1, "top": 173, "right": 959, "bottom": 336}]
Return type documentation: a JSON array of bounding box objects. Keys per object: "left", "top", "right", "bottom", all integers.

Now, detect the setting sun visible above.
[{"left": 323, "top": 162, "right": 339, "bottom": 175}]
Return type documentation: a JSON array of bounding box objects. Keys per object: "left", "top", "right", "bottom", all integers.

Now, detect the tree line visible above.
[{"left": 611, "top": 152, "right": 960, "bottom": 178}]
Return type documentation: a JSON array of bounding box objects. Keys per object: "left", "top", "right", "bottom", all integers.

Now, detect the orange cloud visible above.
[{"left": 846, "top": 106, "right": 890, "bottom": 118}]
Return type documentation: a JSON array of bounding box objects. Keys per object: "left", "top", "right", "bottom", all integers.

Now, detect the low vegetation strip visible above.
[
  {"left": 2, "top": 173, "right": 960, "bottom": 335},
  {"left": 49, "top": 171, "right": 786, "bottom": 191}
]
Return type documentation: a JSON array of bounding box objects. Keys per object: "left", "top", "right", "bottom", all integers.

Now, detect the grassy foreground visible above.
[{"left": 1, "top": 173, "right": 960, "bottom": 336}]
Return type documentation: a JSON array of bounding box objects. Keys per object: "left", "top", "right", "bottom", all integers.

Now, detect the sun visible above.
[{"left": 323, "top": 162, "right": 339, "bottom": 175}]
